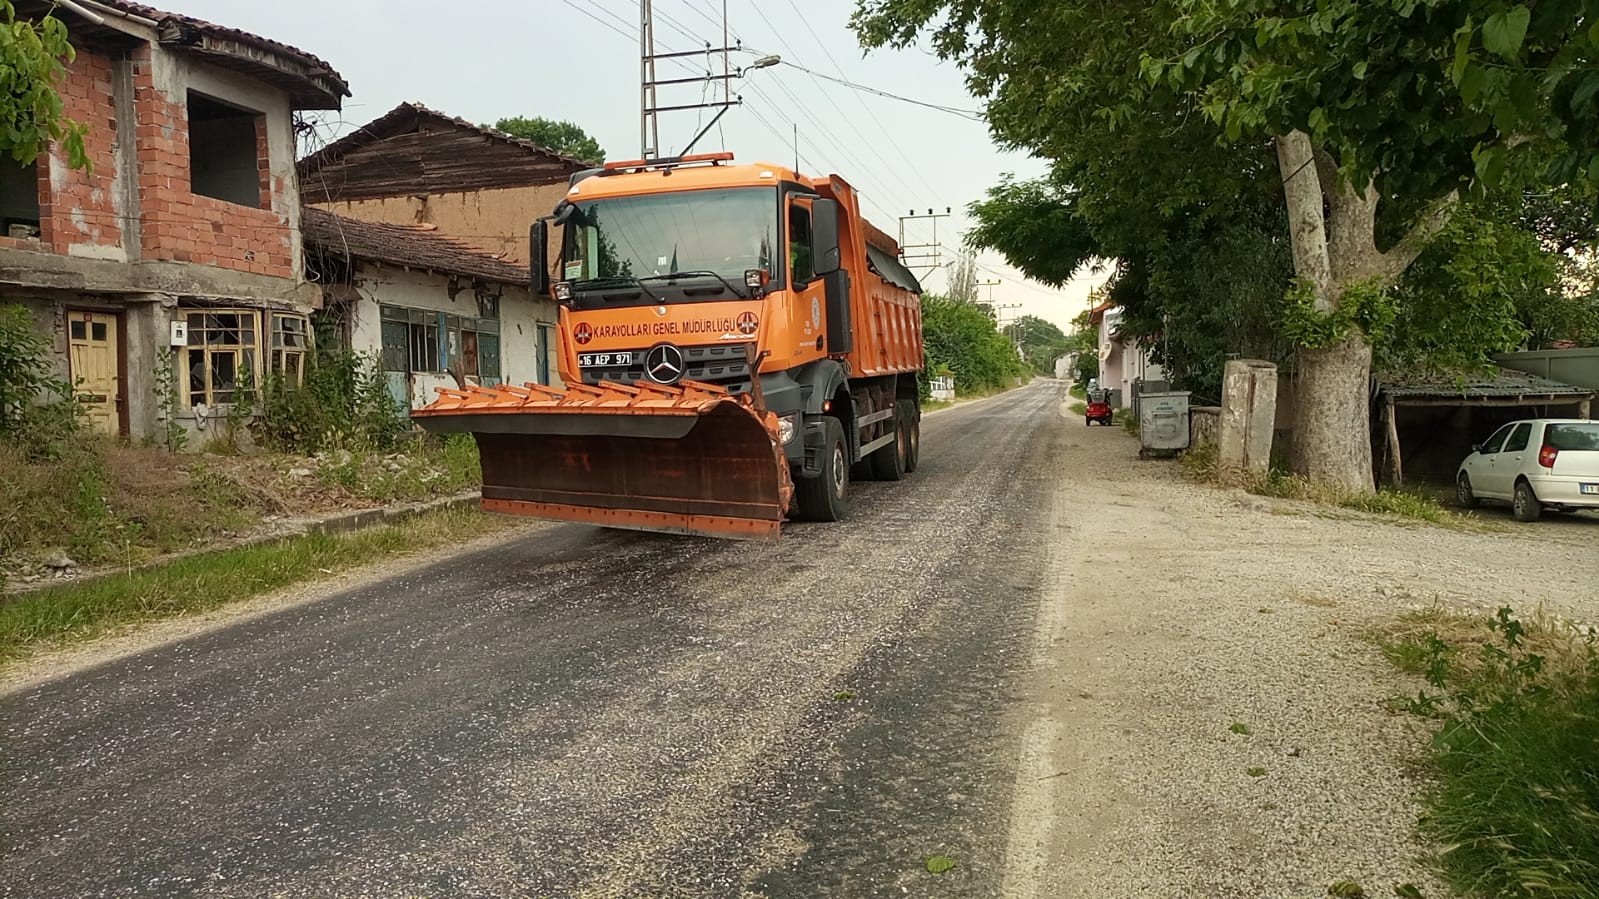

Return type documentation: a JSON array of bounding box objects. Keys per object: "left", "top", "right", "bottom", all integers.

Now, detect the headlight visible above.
[
  {"left": 778, "top": 413, "right": 798, "bottom": 445},
  {"left": 553, "top": 280, "right": 573, "bottom": 302}
]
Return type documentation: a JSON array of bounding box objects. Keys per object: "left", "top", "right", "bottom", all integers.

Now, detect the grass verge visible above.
[
  {"left": 1181, "top": 440, "right": 1462, "bottom": 526},
  {"left": 1377, "top": 606, "right": 1599, "bottom": 897},
  {"left": 0, "top": 505, "right": 508, "bottom": 667},
  {"left": 1, "top": 432, "right": 483, "bottom": 581}
]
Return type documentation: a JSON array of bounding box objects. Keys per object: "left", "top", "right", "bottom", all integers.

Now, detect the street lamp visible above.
[{"left": 680, "top": 54, "right": 782, "bottom": 156}]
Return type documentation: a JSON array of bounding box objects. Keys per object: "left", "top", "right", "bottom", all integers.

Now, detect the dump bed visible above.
[{"left": 821, "top": 178, "right": 924, "bottom": 378}]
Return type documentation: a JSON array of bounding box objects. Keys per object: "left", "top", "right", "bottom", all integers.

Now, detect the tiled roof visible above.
[
  {"left": 302, "top": 208, "right": 530, "bottom": 286},
  {"left": 1378, "top": 366, "right": 1595, "bottom": 400},
  {"left": 299, "top": 102, "right": 596, "bottom": 174},
  {"left": 78, "top": 1, "right": 348, "bottom": 106}
]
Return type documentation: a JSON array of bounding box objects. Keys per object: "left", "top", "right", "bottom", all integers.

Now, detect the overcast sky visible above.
[{"left": 167, "top": 0, "right": 1107, "bottom": 333}]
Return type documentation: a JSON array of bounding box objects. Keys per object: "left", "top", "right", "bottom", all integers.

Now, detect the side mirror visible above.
[
  {"left": 812, "top": 198, "right": 841, "bottom": 276},
  {"left": 1471, "top": 443, "right": 1482, "bottom": 454},
  {"left": 530, "top": 220, "right": 550, "bottom": 296}
]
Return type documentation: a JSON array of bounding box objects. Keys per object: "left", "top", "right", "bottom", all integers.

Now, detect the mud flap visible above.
[{"left": 413, "top": 381, "right": 793, "bottom": 540}]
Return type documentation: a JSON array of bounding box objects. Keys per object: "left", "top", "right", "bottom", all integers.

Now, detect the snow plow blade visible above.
[{"left": 412, "top": 380, "right": 793, "bottom": 540}]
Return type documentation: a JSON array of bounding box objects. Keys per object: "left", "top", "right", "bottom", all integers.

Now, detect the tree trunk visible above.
[
  {"left": 1273, "top": 130, "right": 1453, "bottom": 495},
  {"left": 1292, "top": 336, "right": 1375, "bottom": 492}
]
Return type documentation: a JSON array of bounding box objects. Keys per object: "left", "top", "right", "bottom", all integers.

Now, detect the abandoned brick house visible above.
[
  {"left": 1, "top": 1, "right": 346, "bottom": 442},
  {"left": 298, "top": 103, "right": 590, "bottom": 402}
]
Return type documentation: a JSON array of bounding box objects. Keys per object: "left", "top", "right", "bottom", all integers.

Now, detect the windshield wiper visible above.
[
  {"left": 636, "top": 270, "right": 742, "bottom": 296},
  {"left": 573, "top": 276, "right": 658, "bottom": 300}
]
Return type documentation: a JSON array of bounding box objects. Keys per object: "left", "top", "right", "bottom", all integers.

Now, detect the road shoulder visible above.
[{"left": 994, "top": 409, "right": 1598, "bottom": 896}]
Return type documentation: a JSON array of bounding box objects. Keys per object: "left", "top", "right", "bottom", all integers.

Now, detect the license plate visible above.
[
  {"left": 578, "top": 352, "right": 629, "bottom": 367},
  {"left": 1582, "top": 484, "right": 1599, "bottom": 496}
]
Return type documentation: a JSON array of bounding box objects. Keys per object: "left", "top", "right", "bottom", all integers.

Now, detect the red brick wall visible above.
[
  {"left": 130, "top": 46, "right": 292, "bottom": 278},
  {"left": 43, "top": 48, "right": 122, "bottom": 254}
]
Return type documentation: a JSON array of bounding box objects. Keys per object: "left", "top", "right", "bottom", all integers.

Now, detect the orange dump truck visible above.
[{"left": 412, "top": 152, "right": 924, "bottom": 539}]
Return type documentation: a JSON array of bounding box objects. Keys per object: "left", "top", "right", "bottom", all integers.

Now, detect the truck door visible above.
[{"left": 787, "top": 199, "right": 827, "bottom": 355}]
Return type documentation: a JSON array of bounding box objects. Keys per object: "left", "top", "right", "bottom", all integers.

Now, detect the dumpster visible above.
[{"left": 1138, "top": 390, "right": 1191, "bottom": 458}]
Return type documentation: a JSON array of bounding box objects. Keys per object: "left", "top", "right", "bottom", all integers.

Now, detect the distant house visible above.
[
  {"left": 301, "top": 208, "right": 561, "bottom": 412},
  {"left": 1090, "top": 302, "right": 1162, "bottom": 407},
  {"left": 297, "top": 102, "right": 591, "bottom": 267},
  {"left": 1, "top": 0, "right": 347, "bottom": 442}
]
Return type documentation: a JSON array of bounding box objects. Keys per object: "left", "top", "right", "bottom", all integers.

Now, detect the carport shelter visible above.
[{"left": 1375, "top": 368, "right": 1595, "bottom": 486}]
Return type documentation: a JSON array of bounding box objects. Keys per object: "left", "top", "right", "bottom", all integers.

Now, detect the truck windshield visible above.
[{"left": 561, "top": 187, "right": 777, "bottom": 288}]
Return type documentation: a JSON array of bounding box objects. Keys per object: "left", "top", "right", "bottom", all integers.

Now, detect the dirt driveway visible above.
[{"left": 1005, "top": 390, "right": 1599, "bottom": 898}]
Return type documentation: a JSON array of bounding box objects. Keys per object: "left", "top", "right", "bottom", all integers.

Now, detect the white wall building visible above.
[
  {"left": 1093, "top": 305, "right": 1163, "bottom": 406},
  {"left": 303, "top": 209, "right": 561, "bottom": 411}
]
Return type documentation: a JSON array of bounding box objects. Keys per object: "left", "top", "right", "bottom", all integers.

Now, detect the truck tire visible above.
[
  {"left": 868, "top": 405, "right": 908, "bottom": 481},
  {"left": 901, "top": 400, "right": 920, "bottom": 473},
  {"left": 796, "top": 416, "right": 849, "bottom": 522}
]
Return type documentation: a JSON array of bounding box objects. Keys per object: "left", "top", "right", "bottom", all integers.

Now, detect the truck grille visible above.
[{"left": 580, "top": 343, "right": 755, "bottom": 393}]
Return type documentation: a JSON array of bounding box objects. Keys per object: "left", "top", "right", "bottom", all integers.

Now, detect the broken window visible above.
[
  {"left": 408, "top": 318, "right": 439, "bottom": 373},
  {"left": 270, "top": 313, "right": 310, "bottom": 384},
  {"left": 0, "top": 160, "right": 40, "bottom": 238},
  {"left": 184, "top": 310, "right": 260, "bottom": 407},
  {"left": 188, "top": 92, "right": 265, "bottom": 208},
  {"left": 379, "top": 304, "right": 501, "bottom": 383}
]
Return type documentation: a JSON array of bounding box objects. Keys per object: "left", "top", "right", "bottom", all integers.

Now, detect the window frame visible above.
[
  {"left": 1504, "top": 422, "right": 1533, "bottom": 453},
  {"left": 269, "top": 313, "right": 311, "bottom": 384},
  {"left": 1480, "top": 424, "right": 1514, "bottom": 454},
  {"left": 183, "top": 309, "right": 260, "bottom": 409},
  {"left": 788, "top": 202, "right": 815, "bottom": 284},
  {"left": 380, "top": 303, "right": 502, "bottom": 383}
]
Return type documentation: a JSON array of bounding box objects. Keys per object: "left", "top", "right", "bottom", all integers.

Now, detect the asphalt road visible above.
[{"left": 2, "top": 380, "right": 1072, "bottom": 898}]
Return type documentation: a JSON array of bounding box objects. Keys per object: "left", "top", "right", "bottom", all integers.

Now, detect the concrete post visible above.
[
  {"left": 122, "top": 293, "right": 174, "bottom": 443},
  {"left": 1217, "top": 359, "right": 1278, "bottom": 477}
]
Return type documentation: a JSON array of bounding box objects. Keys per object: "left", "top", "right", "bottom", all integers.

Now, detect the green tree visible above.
[
  {"left": 490, "top": 116, "right": 605, "bottom": 164},
  {"left": 857, "top": 0, "right": 1599, "bottom": 493},
  {"left": 920, "top": 293, "right": 1027, "bottom": 393},
  {"left": 1004, "top": 314, "right": 1072, "bottom": 375},
  {"left": 0, "top": 4, "right": 86, "bottom": 167}
]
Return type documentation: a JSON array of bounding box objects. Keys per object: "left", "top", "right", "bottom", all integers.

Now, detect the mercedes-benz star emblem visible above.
[{"left": 644, "top": 343, "right": 685, "bottom": 385}]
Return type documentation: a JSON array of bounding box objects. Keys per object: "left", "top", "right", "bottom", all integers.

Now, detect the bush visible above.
[
  {"left": 920, "top": 293, "right": 1027, "bottom": 393},
  {"left": 0, "top": 304, "right": 78, "bottom": 458},
  {"left": 1385, "top": 608, "right": 1599, "bottom": 896},
  {"left": 255, "top": 352, "right": 406, "bottom": 453}
]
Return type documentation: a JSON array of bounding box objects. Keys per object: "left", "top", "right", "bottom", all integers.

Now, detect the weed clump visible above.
[{"left": 1382, "top": 607, "right": 1599, "bottom": 897}]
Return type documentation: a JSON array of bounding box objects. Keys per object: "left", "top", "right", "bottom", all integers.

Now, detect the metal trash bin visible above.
[{"left": 1138, "top": 390, "right": 1191, "bottom": 457}]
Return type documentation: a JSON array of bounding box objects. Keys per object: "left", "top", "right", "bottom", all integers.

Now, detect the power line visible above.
[
  {"left": 742, "top": 4, "right": 940, "bottom": 241},
  {"left": 776, "top": 61, "right": 984, "bottom": 120}
]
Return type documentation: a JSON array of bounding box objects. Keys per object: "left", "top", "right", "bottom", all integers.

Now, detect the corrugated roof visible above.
[
  {"left": 302, "top": 208, "right": 530, "bottom": 286},
  {"left": 75, "top": 0, "right": 348, "bottom": 107},
  {"left": 1379, "top": 366, "right": 1596, "bottom": 400}
]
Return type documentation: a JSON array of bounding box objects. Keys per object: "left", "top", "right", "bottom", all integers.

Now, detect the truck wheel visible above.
[
  {"left": 868, "top": 405, "right": 908, "bottom": 481},
  {"left": 900, "top": 400, "right": 920, "bottom": 473},
  {"left": 796, "top": 417, "right": 849, "bottom": 522}
]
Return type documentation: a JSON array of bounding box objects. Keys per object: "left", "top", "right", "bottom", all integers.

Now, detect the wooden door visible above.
[{"left": 67, "top": 310, "right": 121, "bottom": 436}]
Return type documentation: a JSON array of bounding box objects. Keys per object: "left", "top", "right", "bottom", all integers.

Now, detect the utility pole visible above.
[
  {"left": 639, "top": 0, "right": 658, "bottom": 159},
  {"left": 977, "top": 278, "right": 1001, "bottom": 305},
  {"left": 639, "top": 0, "right": 774, "bottom": 160},
  {"left": 898, "top": 207, "right": 951, "bottom": 275}
]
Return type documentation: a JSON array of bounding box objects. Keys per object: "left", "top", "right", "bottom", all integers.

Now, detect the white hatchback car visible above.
[{"left": 1456, "top": 419, "right": 1599, "bottom": 521}]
